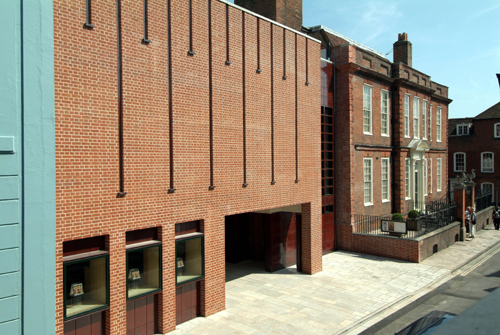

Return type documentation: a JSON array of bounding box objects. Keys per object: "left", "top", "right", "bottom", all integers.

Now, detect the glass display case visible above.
[
  {"left": 175, "top": 234, "right": 204, "bottom": 285},
  {"left": 64, "top": 255, "right": 109, "bottom": 320},
  {"left": 126, "top": 244, "right": 162, "bottom": 299}
]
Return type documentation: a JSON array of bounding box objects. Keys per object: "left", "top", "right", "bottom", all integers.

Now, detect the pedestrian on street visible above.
[
  {"left": 470, "top": 207, "right": 476, "bottom": 238},
  {"left": 493, "top": 207, "right": 500, "bottom": 230},
  {"left": 465, "top": 207, "right": 471, "bottom": 236}
]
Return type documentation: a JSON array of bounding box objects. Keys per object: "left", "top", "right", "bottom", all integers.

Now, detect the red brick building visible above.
[
  {"left": 305, "top": 26, "right": 452, "bottom": 251},
  {"left": 448, "top": 102, "right": 500, "bottom": 199},
  {"left": 54, "top": 1, "right": 321, "bottom": 334}
]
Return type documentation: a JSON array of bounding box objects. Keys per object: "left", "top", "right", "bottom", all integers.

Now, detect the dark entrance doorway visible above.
[{"left": 225, "top": 211, "right": 302, "bottom": 273}]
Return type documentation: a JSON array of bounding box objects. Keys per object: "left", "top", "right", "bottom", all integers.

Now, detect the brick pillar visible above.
[
  {"left": 301, "top": 202, "right": 322, "bottom": 274},
  {"left": 160, "top": 224, "right": 176, "bottom": 334},
  {"left": 199, "top": 215, "right": 225, "bottom": 316},
  {"left": 454, "top": 187, "right": 466, "bottom": 241}
]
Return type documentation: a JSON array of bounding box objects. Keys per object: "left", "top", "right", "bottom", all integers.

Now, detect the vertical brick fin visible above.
[
  {"left": 187, "top": 0, "right": 194, "bottom": 55},
  {"left": 84, "top": 0, "right": 95, "bottom": 29},
  {"left": 270, "top": 23, "right": 275, "bottom": 185},
  {"left": 282, "top": 29, "right": 287, "bottom": 80},
  {"left": 295, "top": 34, "right": 299, "bottom": 183},
  {"left": 167, "top": 0, "right": 175, "bottom": 193},
  {"left": 208, "top": 0, "right": 215, "bottom": 191},
  {"left": 242, "top": 12, "right": 248, "bottom": 188},
  {"left": 116, "top": 0, "right": 126, "bottom": 198},
  {"left": 256, "top": 19, "right": 261, "bottom": 73},
  {"left": 142, "top": 0, "right": 151, "bottom": 44},
  {"left": 225, "top": 4, "right": 231, "bottom": 66},
  {"left": 305, "top": 38, "right": 309, "bottom": 85}
]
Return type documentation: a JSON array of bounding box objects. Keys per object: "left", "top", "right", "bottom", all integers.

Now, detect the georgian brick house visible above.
[{"left": 448, "top": 102, "right": 500, "bottom": 201}]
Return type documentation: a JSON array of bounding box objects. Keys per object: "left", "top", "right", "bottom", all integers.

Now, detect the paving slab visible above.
[{"left": 170, "top": 226, "right": 500, "bottom": 335}]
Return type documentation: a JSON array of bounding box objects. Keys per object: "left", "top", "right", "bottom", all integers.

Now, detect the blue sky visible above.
[{"left": 228, "top": 0, "right": 500, "bottom": 119}]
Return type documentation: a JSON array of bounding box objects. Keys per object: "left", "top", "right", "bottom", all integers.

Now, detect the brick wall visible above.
[{"left": 53, "top": 0, "right": 321, "bottom": 333}]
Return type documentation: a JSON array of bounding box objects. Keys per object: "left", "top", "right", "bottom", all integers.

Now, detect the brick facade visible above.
[
  {"left": 54, "top": 0, "right": 321, "bottom": 333},
  {"left": 449, "top": 102, "right": 500, "bottom": 199},
  {"left": 309, "top": 27, "right": 451, "bottom": 251}
]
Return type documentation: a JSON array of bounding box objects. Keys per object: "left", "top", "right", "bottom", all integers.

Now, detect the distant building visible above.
[{"left": 448, "top": 102, "right": 500, "bottom": 201}]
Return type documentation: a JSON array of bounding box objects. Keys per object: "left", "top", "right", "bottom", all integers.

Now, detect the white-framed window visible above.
[
  {"left": 481, "top": 152, "right": 494, "bottom": 173},
  {"left": 381, "top": 90, "right": 389, "bottom": 136},
  {"left": 454, "top": 152, "right": 466, "bottom": 172},
  {"left": 413, "top": 97, "right": 420, "bottom": 138},
  {"left": 405, "top": 158, "right": 411, "bottom": 199},
  {"left": 436, "top": 106, "right": 442, "bottom": 142},
  {"left": 456, "top": 123, "right": 470, "bottom": 135},
  {"left": 404, "top": 94, "right": 410, "bottom": 138},
  {"left": 364, "top": 158, "right": 373, "bottom": 205},
  {"left": 495, "top": 123, "right": 500, "bottom": 138},
  {"left": 363, "top": 84, "right": 372, "bottom": 134},
  {"left": 481, "top": 182, "right": 494, "bottom": 194},
  {"left": 423, "top": 158, "right": 428, "bottom": 196},
  {"left": 430, "top": 158, "right": 433, "bottom": 193},
  {"left": 381, "top": 158, "right": 390, "bottom": 202},
  {"left": 437, "top": 158, "right": 442, "bottom": 191},
  {"left": 429, "top": 104, "right": 432, "bottom": 141},
  {"left": 422, "top": 100, "right": 427, "bottom": 139}
]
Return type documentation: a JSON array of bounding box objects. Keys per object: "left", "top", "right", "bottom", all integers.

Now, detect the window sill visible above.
[
  {"left": 481, "top": 171, "right": 494, "bottom": 173},
  {"left": 381, "top": 134, "right": 390, "bottom": 137},
  {"left": 364, "top": 202, "right": 373, "bottom": 207},
  {"left": 405, "top": 197, "right": 412, "bottom": 200},
  {"left": 363, "top": 132, "right": 373, "bottom": 136},
  {"left": 382, "top": 199, "right": 390, "bottom": 203}
]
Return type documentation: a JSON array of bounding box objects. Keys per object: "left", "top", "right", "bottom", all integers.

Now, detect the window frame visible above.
[
  {"left": 481, "top": 182, "right": 494, "bottom": 194},
  {"left": 364, "top": 158, "right": 373, "bottom": 205},
  {"left": 63, "top": 254, "right": 110, "bottom": 321},
  {"left": 429, "top": 104, "right": 432, "bottom": 141},
  {"left": 175, "top": 234, "right": 205, "bottom": 286},
  {"left": 404, "top": 94, "right": 410, "bottom": 138},
  {"left": 495, "top": 123, "right": 500, "bottom": 138},
  {"left": 126, "top": 243, "right": 163, "bottom": 301},
  {"left": 423, "top": 158, "right": 428, "bottom": 196},
  {"left": 405, "top": 158, "right": 411, "bottom": 199},
  {"left": 363, "top": 84, "right": 373, "bottom": 135},
  {"left": 456, "top": 123, "right": 470, "bottom": 136},
  {"left": 436, "top": 106, "right": 442, "bottom": 142},
  {"left": 429, "top": 158, "right": 433, "bottom": 193},
  {"left": 381, "top": 157, "right": 390, "bottom": 202},
  {"left": 413, "top": 96, "right": 420, "bottom": 139},
  {"left": 453, "top": 152, "right": 466, "bottom": 172},
  {"left": 422, "top": 100, "right": 427, "bottom": 139},
  {"left": 437, "top": 158, "right": 442, "bottom": 191},
  {"left": 481, "top": 152, "right": 494, "bottom": 173},
  {"left": 381, "top": 90, "right": 389, "bottom": 136}
]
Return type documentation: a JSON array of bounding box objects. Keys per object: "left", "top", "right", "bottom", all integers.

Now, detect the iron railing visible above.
[
  {"left": 475, "top": 190, "right": 493, "bottom": 212},
  {"left": 354, "top": 198, "right": 457, "bottom": 240}
]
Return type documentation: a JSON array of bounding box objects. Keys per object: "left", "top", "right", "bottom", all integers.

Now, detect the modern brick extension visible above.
[{"left": 54, "top": 0, "right": 321, "bottom": 334}]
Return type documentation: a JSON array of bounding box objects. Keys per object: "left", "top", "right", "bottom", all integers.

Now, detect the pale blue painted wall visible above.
[{"left": 0, "top": 1, "right": 55, "bottom": 334}]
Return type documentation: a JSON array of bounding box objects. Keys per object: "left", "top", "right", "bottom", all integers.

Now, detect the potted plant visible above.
[
  {"left": 392, "top": 213, "right": 404, "bottom": 221},
  {"left": 407, "top": 209, "right": 421, "bottom": 231}
]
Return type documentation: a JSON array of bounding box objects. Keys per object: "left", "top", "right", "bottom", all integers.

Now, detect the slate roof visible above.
[
  {"left": 474, "top": 101, "right": 500, "bottom": 120},
  {"left": 448, "top": 118, "right": 473, "bottom": 136}
]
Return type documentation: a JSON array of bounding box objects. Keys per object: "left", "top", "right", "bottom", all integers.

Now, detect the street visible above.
[{"left": 360, "top": 242, "right": 500, "bottom": 335}]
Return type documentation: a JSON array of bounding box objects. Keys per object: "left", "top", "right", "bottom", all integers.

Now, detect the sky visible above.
[{"left": 228, "top": 0, "right": 500, "bottom": 119}]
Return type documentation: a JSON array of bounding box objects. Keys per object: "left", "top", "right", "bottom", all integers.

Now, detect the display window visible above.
[
  {"left": 63, "top": 254, "right": 109, "bottom": 320},
  {"left": 126, "top": 244, "right": 162, "bottom": 299},
  {"left": 175, "top": 234, "right": 204, "bottom": 285}
]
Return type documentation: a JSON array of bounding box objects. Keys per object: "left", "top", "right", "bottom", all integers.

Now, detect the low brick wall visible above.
[
  {"left": 416, "top": 222, "right": 460, "bottom": 262},
  {"left": 352, "top": 233, "right": 420, "bottom": 262},
  {"left": 474, "top": 206, "right": 494, "bottom": 231}
]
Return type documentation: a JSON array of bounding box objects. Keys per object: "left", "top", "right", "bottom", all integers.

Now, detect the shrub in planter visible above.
[
  {"left": 407, "top": 210, "right": 421, "bottom": 231},
  {"left": 392, "top": 213, "right": 404, "bottom": 221},
  {"left": 408, "top": 210, "right": 420, "bottom": 219}
]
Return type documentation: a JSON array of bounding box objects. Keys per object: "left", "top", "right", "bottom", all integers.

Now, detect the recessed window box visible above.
[
  {"left": 126, "top": 241, "right": 162, "bottom": 300},
  {"left": 175, "top": 233, "right": 204, "bottom": 285}
]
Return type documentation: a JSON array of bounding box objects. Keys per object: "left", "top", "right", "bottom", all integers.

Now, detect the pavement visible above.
[{"left": 170, "top": 224, "right": 500, "bottom": 335}]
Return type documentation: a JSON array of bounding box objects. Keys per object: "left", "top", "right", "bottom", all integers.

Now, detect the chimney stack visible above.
[
  {"left": 393, "top": 32, "right": 412, "bottom": 67},
  {"left": 235, "top": 0, "right": 303, "bottom": 31}
]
